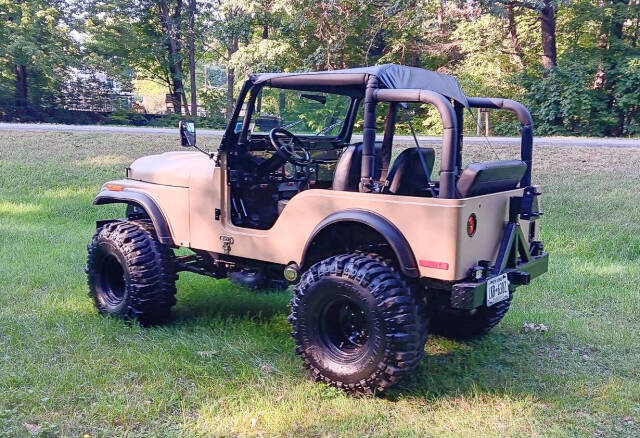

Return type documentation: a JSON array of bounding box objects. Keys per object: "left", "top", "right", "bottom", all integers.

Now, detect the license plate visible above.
[{"left": 486, "top": 274, "right": 510, "bottom": 307}]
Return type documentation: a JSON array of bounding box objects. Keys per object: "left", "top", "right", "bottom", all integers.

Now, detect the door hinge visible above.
[{"left": 215, "top": 208, "right": 221, "bottom": 220}]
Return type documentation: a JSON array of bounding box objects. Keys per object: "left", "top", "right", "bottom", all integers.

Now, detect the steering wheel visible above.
[{"left": 268, "top": 128, "right": 312, "bottom": 166}]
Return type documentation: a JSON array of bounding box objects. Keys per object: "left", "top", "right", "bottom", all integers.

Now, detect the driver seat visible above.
[{"left": 332, "top": 142, "right": 383, "bottom": 191}]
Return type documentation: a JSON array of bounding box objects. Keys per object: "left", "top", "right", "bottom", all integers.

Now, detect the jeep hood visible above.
[{"left": 128, "top": 151, "right": 208, "bottom": 187}]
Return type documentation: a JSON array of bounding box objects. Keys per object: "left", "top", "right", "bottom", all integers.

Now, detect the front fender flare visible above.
[
  {"left": 93, "top": 190, "right": 174, "bottom": 245},
  {"left": 301, "top": 209, "right": 419, "bottom": 278}
]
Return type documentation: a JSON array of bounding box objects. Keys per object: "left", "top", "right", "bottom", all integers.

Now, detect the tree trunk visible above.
[
  {"left": 226, "top": 67, "right": 235, "bottom": 121},
  {"left": 506, "top": 2, "right": 525, "bottom": 68},
  {"left": 226, "top": 40, "right": 238, "bottom": 121},
  {"left": 13, "top": 64, "right": 28, "bottom": 109},
  {"left": 540, "top": 0, "right": 557, "bottom": 72},
  {"left": 437, "top": 0, "right": 444, "bottom": 31},
  {"left": 408, "top": 35, "right": 418, "bottom": 66},
  {"left": 181, "top": 91, "right": 190, "bottom": 116},
  {"left": 159, "top": 0, "right": 186, "bottom": 114},
  {"left": 188, "top": 0, "right": 197, "bottom": 116}
]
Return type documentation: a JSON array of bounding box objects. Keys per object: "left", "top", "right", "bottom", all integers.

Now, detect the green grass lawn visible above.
[{"left": 1, "top": 131, "right": 639, "bottom": 437}]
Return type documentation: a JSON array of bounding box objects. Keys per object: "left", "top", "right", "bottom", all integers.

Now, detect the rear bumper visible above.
[{"left": 450, "top": 252, "right": 548, "bottom": 309}]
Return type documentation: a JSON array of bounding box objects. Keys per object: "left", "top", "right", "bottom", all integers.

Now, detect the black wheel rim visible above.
[
  {"left": 319, "top": 295, "right": 370, "bottom": 361},
  {"left": 99, "top": 254, "right": 126, "bottom": 307}
]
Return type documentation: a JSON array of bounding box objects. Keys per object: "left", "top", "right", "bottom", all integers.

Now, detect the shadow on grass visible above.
[{"left": 170, "top": 273, "right": 291, "bottom": 324}]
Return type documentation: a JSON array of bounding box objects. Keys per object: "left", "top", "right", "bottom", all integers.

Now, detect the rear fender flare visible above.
[
  {"left": 301, "top": 209, "right": 419, "bottom": 278},
  {"left": 93, "top": 191, "right": 173, "bottom": 245}
]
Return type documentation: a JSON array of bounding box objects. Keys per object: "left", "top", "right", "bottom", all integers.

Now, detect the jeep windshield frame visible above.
[{"left": 237, "top": 84, "right": 361, "bottom": 147}]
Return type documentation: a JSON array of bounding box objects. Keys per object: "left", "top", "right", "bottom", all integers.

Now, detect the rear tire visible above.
[
  {"left": 289, "top": 253, "right": 427, "bottom": 395},
  {"left": 429, "top": 293, "right": 512, "bottom": 339},
  {"left": 86, "top": 220, "right": 178, "bottom": 325}
]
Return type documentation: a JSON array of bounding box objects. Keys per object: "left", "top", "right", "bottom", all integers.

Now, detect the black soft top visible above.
[{"left": 250, "top": 63, "right": 468, "bottom": 108}]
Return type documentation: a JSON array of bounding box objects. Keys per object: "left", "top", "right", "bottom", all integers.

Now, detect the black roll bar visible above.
[
  {"left": 466, "top": 97, "right": 533, "bottom": 187},
  {"left": 373, "top": 88, "right": 459, "bottom": 199},
  {"left": 359, "top": 76, "right": 379, "bottom": 192}
]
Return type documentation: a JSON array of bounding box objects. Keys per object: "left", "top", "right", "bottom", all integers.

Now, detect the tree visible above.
[
  {"left": 158, "top": 0, "right": 189, "bottom": 114},
  {"left": 506, "top": 1, "right": 526, "bottom": 68},
  {"left": 87, "top": 0, "right": 213, "bottom": 114},
  {"left": 483, "top": 0, "right": 559, "bottom": 72},
  {"left": 0, "top": 0, "right": 77, "bottom": 111},
  {"left": 539, "top": 0, "right": 557, "bottom": 69},
  {"left": 203, "top": 0, "right": 254, "bottom": 119}
]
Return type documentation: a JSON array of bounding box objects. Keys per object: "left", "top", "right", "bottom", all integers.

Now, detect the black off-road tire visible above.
[
  {"left": 288, "top": 253, "right": 427, "bottom": 395},
  {"left": 86, "top": 220, "right": 178, "bottom": 325},
  {"left": 429, "top": 293, "right": 513, "bottom": 339}
]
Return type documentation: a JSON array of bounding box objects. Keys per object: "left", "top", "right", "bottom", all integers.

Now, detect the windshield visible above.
[{"left": 250, "top": 87, "right": 351, "bottom": 137}]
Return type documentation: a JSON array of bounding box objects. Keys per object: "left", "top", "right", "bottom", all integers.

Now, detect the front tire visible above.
[
  {"left": 86, "top": 220, "right": 178, "bottom": 325},
  {"left": 289, "top": 253, "right": 427, "bottom": 394}
]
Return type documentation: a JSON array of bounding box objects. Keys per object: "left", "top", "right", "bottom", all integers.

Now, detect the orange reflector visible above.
[
  {"left": 419, "top": 260, "right": 449, "bottom": 270},
  {"left": 106, "top": 184, "right": 124, "bottom": 191},
  {"left": 467, "top": 213, "right": 477, "bottom": 237}
]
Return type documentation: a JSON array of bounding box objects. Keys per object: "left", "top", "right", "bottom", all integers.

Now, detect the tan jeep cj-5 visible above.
[{"left": 87, "top": 64, "right": 548, "bottom": 394}]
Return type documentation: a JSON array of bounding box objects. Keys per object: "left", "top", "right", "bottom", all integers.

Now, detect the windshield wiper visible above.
[
  {"left": 316, "top": 120, "right": 343, "bottom": 136},
  {"left": 282, "top": 119, "right": 304, "bottom": 130}
]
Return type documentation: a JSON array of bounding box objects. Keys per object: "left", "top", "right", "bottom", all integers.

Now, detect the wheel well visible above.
[
  {"left": 303, "top": 222, "right": 401, "bottom": 273},
  {"left": 126, "top": 203, "right": 150, "bottom": 220},
  {"left": 94, "top": 190, "right": 173, "bottom": 245}
]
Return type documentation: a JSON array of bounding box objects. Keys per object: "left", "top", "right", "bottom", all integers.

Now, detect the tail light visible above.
[{"left": 467, "top": 213, "right": 477, "bottom": 237}]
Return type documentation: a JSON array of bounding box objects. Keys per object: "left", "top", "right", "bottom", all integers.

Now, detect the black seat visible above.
[
  {"left": 456, "top": 160, "right": 527, "bottom": 198},
  {"left": 386, "top": 147, "right": 436, "bottom": 197},
  {"left": 332, "top": 142, "right": 383, "bottom": 191}
]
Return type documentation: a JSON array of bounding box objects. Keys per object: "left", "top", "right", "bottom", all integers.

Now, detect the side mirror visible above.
[{"left": 179, "top": 120, "right": 196, "bottom": 147}]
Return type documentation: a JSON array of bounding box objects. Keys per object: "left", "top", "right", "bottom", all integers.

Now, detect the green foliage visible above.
[
  {"left": 518, "top": 64, "right": 608, "bottom": 136},
  {"left": 199, "top": 87, "right": 228, "bottom": 127},
  {"left": 0, "top": 0, "right": 638, "bottom": 136},
  {"left": 0, "top": 0, "right": 77, "bottom": 110},
  {"left": 614, "top": 57, "right": 640, "bottom": 136}
]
